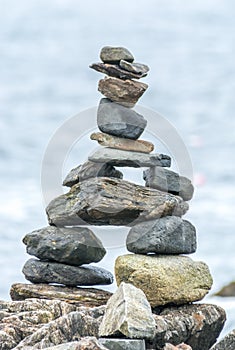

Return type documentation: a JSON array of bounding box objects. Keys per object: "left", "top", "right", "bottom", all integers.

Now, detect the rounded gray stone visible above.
[
  {"left": 97, "top": 98, "right": 147, "bottom": 139},
  {"left": 23, "top": 226, "right": 106, "bottom": 266},
  {"left": 100, "top": 46, "right": 134, "bottom": 64},
  {"left": 126, "top": 216, "right": 197, "bottom": 254}
]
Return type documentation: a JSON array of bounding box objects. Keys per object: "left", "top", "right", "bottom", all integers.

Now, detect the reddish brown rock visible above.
[
  {"left": 98, "top": 77, "right": 148, "bottom": 107},
  {"left": 90, "top": 132, "right": 154, "bottom": 153},
  {"left": 10, "top": 283, "right": 112, "bottom": 308}
]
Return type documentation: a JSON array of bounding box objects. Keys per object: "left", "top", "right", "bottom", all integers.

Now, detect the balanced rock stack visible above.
[{"left": 7, "top": 46, "right": 228, "bottom": 350}]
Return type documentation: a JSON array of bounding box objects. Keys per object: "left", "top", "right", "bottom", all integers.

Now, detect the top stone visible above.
[{"left": 100, "top": 46, "right": 134, "bottom": 64}]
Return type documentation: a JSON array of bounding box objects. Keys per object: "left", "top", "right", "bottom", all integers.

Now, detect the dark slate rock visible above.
[
  {"left": 90, "top": 62, "right": 147, "bottom": 80},
  {"left": 100, "top": 46, "right": 134, "bottom": 64},
  {"left": 22, "top": 259, "right": 114, "bottom": 286},
  {"left": 211, "top": 329, "right": 235, "bottom": 349},
  {"left": 144, "top": 167, "right": 194, "bottom": 201},
  {"left": 149, "top": 303, "right": 226, "bottom": 350},
  {"left": 63, "top": 160, "right": 123, "bottom": 187},
  {"left": 120, "top": 60, "right": 149, "bottom": 75},
  {"left": 97, "top": 98, "right": 147, "bottom": 140},
  {"left": 99, "top": 338, "right": 146, "bottom": 350},
  {"left": 126, "top": 216, "right": 197, "bottom": 254},
  {"left": 98, "top": 77, "right": 148, "bottom": 108},
  {"left": 89, "top": 148, "right": 171, "bottom": 168},
  {"left": 46, "top": 177, "right": 189, "bottom": 227},
  {"left": 23, "top": 226, "right": 106, "bottom": 266}
]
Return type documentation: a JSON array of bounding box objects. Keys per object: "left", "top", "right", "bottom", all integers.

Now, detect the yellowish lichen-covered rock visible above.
[{"left": 115, "top": 254, "right": 213, "bottom": 307}]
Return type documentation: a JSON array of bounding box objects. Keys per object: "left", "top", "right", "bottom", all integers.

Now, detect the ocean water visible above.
[{"left": 1, "top": 0, "right": 235, "bottom": 339}]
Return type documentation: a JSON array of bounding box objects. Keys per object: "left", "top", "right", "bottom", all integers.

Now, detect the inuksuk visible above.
[{"left": 7, "top": 46, "right": 228, "bottom": 350}]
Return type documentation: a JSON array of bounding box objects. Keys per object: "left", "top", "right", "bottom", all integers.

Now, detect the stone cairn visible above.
[{"left": 9, "top": 46, "right": 228, "bottom": 350}]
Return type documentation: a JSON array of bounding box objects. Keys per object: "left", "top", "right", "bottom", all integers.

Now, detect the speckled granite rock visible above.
[
  {"left": 46, "top": 178, "right": 189, "bottom": 227},
  {"left": 126, "top": 216, "right": 196, "bottom": 254},
  {"left": 23, "top": 259, "right": 113, "bottom": 286},
  {"left": 99, "top": 282, "right": 155, "bottom": 339},
  {"left": 98, "top": 77, "right": 148, "bottom": 107},
  {"left": 144, "top": 167, "right": 194, "bottom": 201},
  {"left": 100, "top": 46, "right": 134, "bottom": 64},
  {"left": 63, "top": 160, "right": 123, "bottom": 187},
  {"left": 23, "top": 226, "right": 106, "bottom": 266},
  {"left": 97, "top": 98, "right": 147, "bottom": 139},
  {"left": 10, "top": 283, "right": 112, "bottom": 307},
  {"left": 90, "top": 132, "right": 154, "bottom": 153},
  {"left": 115, "top": 254, "right": 213, "bottom": 307}
]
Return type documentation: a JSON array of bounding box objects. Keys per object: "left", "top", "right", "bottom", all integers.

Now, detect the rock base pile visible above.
[{"left": 3, "top": 46, "right": 231, "bottom": 350}]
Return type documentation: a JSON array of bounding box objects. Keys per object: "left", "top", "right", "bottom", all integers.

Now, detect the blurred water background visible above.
[{"left": 1, "top": 0, "right": 235, "bottom": 338}]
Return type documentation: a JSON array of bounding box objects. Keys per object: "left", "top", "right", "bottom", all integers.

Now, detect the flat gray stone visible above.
[
  {"left": 89, "top": 148, "right": 171, "bottom": 168},
  {"left": 90, "top": 62, "right": 147, "bottom": 80},
  {"left": 46, "top": 177, "right": 188, "bottom": 227},
  {"left": 100, "top": 46, "right": 134, "bottom": 64},
  {"left": 99, "top": 338, "right": 146, "bottom": 350},
  {"left": 23, "top": 259, "right": 113, "bottom": 286},
  {"left": 126, "top": 216, "right": 197, "bottom": 254},
  {"left": 23, "top": 226, "right": 106, "bottom": 266},
  {"left": 120, "top": 60, "right": 149, "bottom": 75},
  {"left": 63, "top": 160, "right": 123, "bottom": 187},
  {"left": 144, "top": 167, "right": 194, "bottom": 201},
  {"left": 211, "top": 329, "right": 235, "bottom": 349},
  {"left": 97, "top": 98, "right": 147, "bottom": 140},
  {"left": 99, "top": 282, "right": 155, "bottom": 339},
  {"left": 98, "top": 77, "right": 148, "bottom": 108}
]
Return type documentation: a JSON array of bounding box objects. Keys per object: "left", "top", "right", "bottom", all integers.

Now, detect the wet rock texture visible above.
[
  {"left": 99, "top": 282, "right": 155, "bottom": 339},
  {"left": 211, "top": 328, "right": 235, "bottom": 349},
  {"left": 23, "top": 226, "right": 106, "bottom": 266},
  {"left": 90, "top": 132, "right": 154, "bottom": 153},
  {"left": 10, "top": 283, "right": 112, "bottom": 308},
  {"left": 115, "top": 254, "right": 213, "bottom": 307},
  {"left": 126, "top": 216, "right": 197, "bottom": 255},
  {"left": 44, "top": 337, "right": 108, "bottom": 349},
  {"left": 0, "top": 298, "right": 79, "bottom": 350},
  {"left": 63, "top": 160, "right": 123, "bottom": 187},
  {"left": 150, "top": 303, "right": 226, "bottom": 350},
  {"left": 97, "top": 98, "right": 147, "bottom": 140},
  {"left": 14, "top": 306, "right": 105, "bottom": 349},
  {"left": 89, "top": 148, "right": 170, "bottom": 168},
  {"left": 46, "top": 177, "right": 189, "bottom": 227},
  {"left": 23, "top": 259, "right": 113, "bottom": 286},
  {"left": 98, "top": 77, "right": 148, "bottom": 108},
  {"left": 144, "top": 167, "right": 194, "bottom": 201}
]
